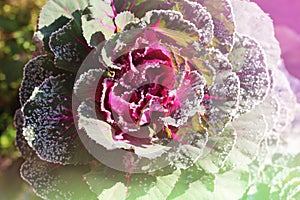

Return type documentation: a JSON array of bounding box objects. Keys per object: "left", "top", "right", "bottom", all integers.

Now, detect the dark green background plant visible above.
[{"left": 0, "top": 0, "right": 46, "bottom": 156}]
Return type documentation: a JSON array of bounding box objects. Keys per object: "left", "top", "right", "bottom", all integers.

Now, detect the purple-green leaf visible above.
[
  {"left": 197, "top": 0, "right": 235, "bottom": 53},
  {"left": 49, "top": 13, "right": 92, "bottom": 73},
  {"left": 22, "top": 75, "right": 91, "bottom": 164},
  {"left": 21, "top": 156, "right": 97, "bottom": 200},
  {"left": 229, "top": 34, "right": 270, "bottom": 115},
  {"left": 84, "top": 163, "right": 180, "bottom": 199},
  {"left": 19, "top": 55, "right": 60, "bottom": 105}
]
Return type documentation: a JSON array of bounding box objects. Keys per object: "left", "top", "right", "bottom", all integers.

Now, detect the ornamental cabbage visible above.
[{"left": 15, "top": 0, "right": 299, "bottom": 199}]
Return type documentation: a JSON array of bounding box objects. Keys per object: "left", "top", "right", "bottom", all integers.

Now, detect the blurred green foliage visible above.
[{"left": 0, "top": 0, "right": 46, "bottom": 157}]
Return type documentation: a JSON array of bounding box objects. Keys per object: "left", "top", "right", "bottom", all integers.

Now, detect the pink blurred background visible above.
[{"left": 251, "top": 0, "right": 300, "bottom": 80}]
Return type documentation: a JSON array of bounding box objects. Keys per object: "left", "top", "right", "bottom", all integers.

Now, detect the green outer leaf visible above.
[
  {"left": 138, "top": 169, "right": 180, "bottom": 200},
  {"left": 229, "top": 34, "right": 270, "bottom": 115},
  {"left": 171, "top": 179, "right": 213, "bottom": 200},
  {"left": 167, "top": 165, "right": 215, "bottom": 200},
  {"left": 38, "top": 0, "right": 89, "bottom": 29},
  {"left": 20, "top": 156, "right": 97, "bottom": 200},
  {"left": 268, "top": 167, "right": 300, "bottom": 200},
  {"left": 113, "top": 0, "right": 173, "bottom": 18},
  {"left": 22, "top": 75, "right": 91, "bottom": 164},
  {"left": 49, "top": 13, "right": 92, "bottom": 73},
  {"left": 242, "top": 183, "right": 270, "bottom": 200},
  {"left": 84, "top": 164, "right": 180, "bottom": 200},
  {"left": 37, "top": 0, "right": 89, "bottom": 51},
  {"left": 115, "top": 11, "right": 139, "bottom": 31},
  {"left": 81, "top": 0, "right": 116, "bottom": 45},
  {"left": 19, "top": 55, "right": 59, "bottom": 105},
  {"left": 97, "top": 183, "right": 127, "bottom": 200},
  {"left": 213, "top": 169, "right": 249, "bottom": 200}
]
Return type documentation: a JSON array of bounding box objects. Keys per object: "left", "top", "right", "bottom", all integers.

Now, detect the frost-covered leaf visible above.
[
  {"left": 81, "top": 0, "right": 115, "bottom": 46},
  {"left": 114, "top": 0, "right": 214, "bottom": 46},
  {"left": 246, "top": 96, "right": 281, "bottom": 168},
  {"left": 50, "top": 13, "right": 92, "bottom": 73},
  {"left": 229, "top": 34, "right": 270, "bottom": 115},
  {"left": 257, "top": 95, "right": 279, "bottom": 132},
  {"left": 14, "top": 109, "right": 35, "bottom": 160},
  {"left": 230, "top": 107, "right": 268, "bottom": 167},
  {"left": 254, "top": 133, "right": 280, "bottom": 170},
  {"left": 172, "top": 0, "right": 214, "bottom": 46},
  {"left": 22, "top": 75, "right": 91, "bottom": 164},
  {"left": 84, "top": 164, "right": 180, "bottom": 199},
  {"left": 37, "top": 0, "right": 89, "bottom": 51},
  {"left": 201, "top": 72, "right": 240, "bottom": 135},
  {"left": 168, "top": 116, "right": 209, "bottom": 169},
  {"left": 73, "top": 68, "right": 105, "bottom": 102},
  {"left": 197, "top": 125, "right": 236, "bottom": 174},
  {"left": 188, "top": 48, "right": 232, "bottom": 86},
  {"left": 230, "top": 0, "right": 281, "bottom": 69},
  {"left": 196, "top": 0, "right": 235, "bottom": 53},
  {"left": 72, "top": 47, "right": 110, "bottom": 122},
  {"left": 104, "top": 11, "right": 204, "bottom": 64},
  {"left": 21, "top": 156, "right": 97, "bottom": 200},
  {"left": 19, "top": 55, "right": 60, "bottom": 105},
  {"left": 143, "top": 10, "right": 202, "bottom": 47},
  {"left": 269, "top": 69, "right": 296, "bottom": 132},
  {"left": 164, "top": 71, "right": 206, "bottom": 127},
  {"left": 186, "top": 48, "right": 240, "bottom": 135}
]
